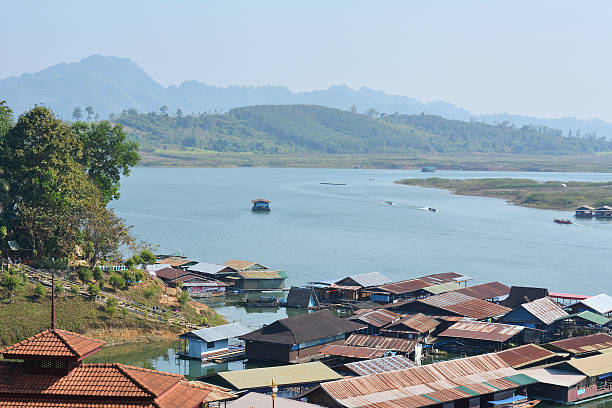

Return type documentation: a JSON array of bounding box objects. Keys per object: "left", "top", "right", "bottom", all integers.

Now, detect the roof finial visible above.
[{"left": 51, "top": 273, "right": 55, "bottom": 330}]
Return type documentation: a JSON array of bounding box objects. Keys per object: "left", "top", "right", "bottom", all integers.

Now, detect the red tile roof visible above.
[
  {"left": 0, "top": 361, "right": 231, "bottom": 408},
  {"left": 0, "top": 329, "right": 105, "bottom": 361},
  {"left": 0, "top": 328, "right": 233, "bottom": 408}
]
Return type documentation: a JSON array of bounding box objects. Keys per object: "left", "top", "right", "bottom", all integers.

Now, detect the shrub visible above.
[
  {"left": 109, "top": 274, "right": 125, "bottom": 291},
  {"left": 87, "top": 283, "right": 100, "bottom": 300},
  {"left": 33, "top": 283, "right": 46, "bottom": 300},
  {"left": 178, "top": 291, "right": 189, "bottom": 306},
  {"left": 77, "top": 267, "right": 93, "bottom": 283},
  {"left": 93, "top": 267, "right": 104, "bottom": 281},
  {"left": 54, "top": 283, "right": 63, "bottom": 295}
]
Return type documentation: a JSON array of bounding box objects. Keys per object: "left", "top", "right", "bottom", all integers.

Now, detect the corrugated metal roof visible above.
[
  {"left": 155, "top": 267, "right": 191, "bottom": 280},
  {"left": 548, "top": 292, "right": 591, "bottom": 301},
  {"left": 557, "top": 311, "right": 611, "bottom": 325},
  {"left": 386, "top": 313, "right": 439, "bottom": 333},
  {"left": 337, "top": 272, "right": 391, "bottom": 288},
  {"left": 544, "top": 333, "right": 612, "bottom": 355},
  {"left": 348, "top": 309, "right": 401, "bottom": 328},
  {"left": 345, "top": 334, "right": 417, "bottom": 353},
  {"left": 519, "top": 297, "right": 568, "bottom": 325},
  {"left": 240, "top": 310, "right": 365, "bottom": 345},
  {"left": 217, "top": 362, "right": 341, "bottom": 390},
  {"left": 424, "top": 294, "right": 511, "bottom": 320},
  {"left": 156, "top": 256, "right": 194, "bottom": 267},
  {"left": 224, "top": 260, "right": 267, "bottom": 271},
  {"left": 344, "top": 355, "right": 417, "bottom": 376},
  {"left": 376, "top": 279, "right": 432, "bottom": 295},
  {"left": 319, "top": 344, "right": 387, "bottom": 359},
  {"left": 421, "top": 292, "right": 474, "bottom": 307},
  {"left": 438, "top": 321, "right": 524, "bottom": 342},
  {"left": 519, "top": 367, "right": 585, "bottom": 387},
  {"left": 180, "top": 323, "right": 251, "bottom": 343},
  {"left": 495, "top": 344, "right": 557, "bottom": 368},
  {"left": 374, "top": 273, "right": 468, "bottom": 295},
  {"left": 423, "top": 282, "right": 462, "bottom": 295},
  {"left": 228, "top": 392, "right": 319, "bottom": 408},
  {"left": 577, "top": 293, "right": 612, "bottom": 314},
  {"left": 453, "top": 282, "right": 511, "bottom": 300},
  {"left": 237, "top": 270, "right": 286, "bottom": 279},
  {"left": 563, "top": 353, "right": 612, "bottom": 377},
  {"left": 187, "top": 262, "right": 236, "bottom": 275},
  {"left": 314, "top": 353, "right": 533, "bottom": 408}
]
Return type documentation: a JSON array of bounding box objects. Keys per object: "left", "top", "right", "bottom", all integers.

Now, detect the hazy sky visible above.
[{"left": 3, "top": 1, "right": 612, "bottom": 120}]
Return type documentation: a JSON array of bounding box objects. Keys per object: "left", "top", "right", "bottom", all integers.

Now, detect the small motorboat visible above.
[
  {"left": 489, "top": 395, "right": 540, "bottom": 408},
  {"left": 554, "top": 219, "right": 572, "bottom": 224},
  {"left": 385, "top": 201, "right": 393, "bottom": 205},
  {"left": 428, "top": 208, "right": 437, "bottom": 212}
]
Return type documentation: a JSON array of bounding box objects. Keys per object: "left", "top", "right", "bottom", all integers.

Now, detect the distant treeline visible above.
[{"left": 113, "top": 105, "right": 612, "bottom": 155}]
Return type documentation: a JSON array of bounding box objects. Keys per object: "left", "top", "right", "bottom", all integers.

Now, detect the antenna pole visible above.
[{"left": 51, "top": 273, "right": 55, "bottom": 330}]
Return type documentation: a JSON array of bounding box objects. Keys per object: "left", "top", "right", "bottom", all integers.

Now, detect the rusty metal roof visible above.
[
  {"left": 419, "top": 292, "right": 511, "bottom": 319},
  {"left": 344, "top": 355, "right": 417, "bottom": 376},
  {"left": 495, "top": 344, "right": 557, "bottom": 368},
  {"left": 438, "top": 321, "right": 524, "bottom": 342},
  {"left": 348, "top": 309, "right": 401, "bottom": 328},
  {"left": 374, "top": 273, "right": 467, "bottom": 295},
  {"left": 544, "top": 333, "right": 612, "bottom": 355},
  {"left": 385, "top": 313, "right": 440, "bottom": 333},
  {"left": 453, "top": 282, "right": 511, "bottom": 300},
  {"left": 345, "top": 334, "right": 417, "bottom": 353},
  {"left": 319, "top": 344, "right": 387, "bottom": 359},
  {"left": 520, "top": 297, "right": 568, "bottom": 325},
  {"left": 314, "top": 352, "right": 533, "bottom": 408}
]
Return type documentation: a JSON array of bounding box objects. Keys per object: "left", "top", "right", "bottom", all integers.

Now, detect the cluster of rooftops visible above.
[{"left": 149, "top": 256, "right": 287, "bottom": 293}]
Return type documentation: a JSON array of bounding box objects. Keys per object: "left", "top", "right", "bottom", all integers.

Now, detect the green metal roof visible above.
[
  {"left": 455, "top": 386, "right": 479, "bottom": 396},
  {"left": 217, "top": 362, "right": 341, "bottom": 390},
  {"left": 556, "top": 310, "right": 611, "bottom": 325},
  {"left": 423, "top": 282, "right": 462, "bottom": 295},
  {"left": 421, "top": 394, "right": 441, "bottom": 403},
  {"left": 504, "top": 374, "right": 538, "bottom": 386}
]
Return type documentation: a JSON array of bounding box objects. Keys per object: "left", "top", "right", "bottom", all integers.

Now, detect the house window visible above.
[{"left": 207, "top": 341, "right": 215, "bottom": 348}]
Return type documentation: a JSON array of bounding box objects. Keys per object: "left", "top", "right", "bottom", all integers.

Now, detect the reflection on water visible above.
[{"left": 84, "top": 339, "right": 273, "bottom": 380}]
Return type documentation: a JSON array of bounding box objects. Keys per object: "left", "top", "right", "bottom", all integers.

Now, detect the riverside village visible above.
[
  {"left": 1, "top": 250, "right": 611, "bottom": 408},
  {"left": 3, "top": 3, "right": 612, "bottom": 408}
]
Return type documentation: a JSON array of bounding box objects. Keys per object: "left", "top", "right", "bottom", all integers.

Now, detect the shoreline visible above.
[
  {"left": 395, "top": 177, "right": 612, "bottom": 210},
  {"left": 136, "top": 152, "right": 612, "bottom": 173}
]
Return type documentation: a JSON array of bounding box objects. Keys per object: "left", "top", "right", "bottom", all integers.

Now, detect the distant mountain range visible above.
[{"left": 1, "top": 54, "right": 611, "bottom": 138}]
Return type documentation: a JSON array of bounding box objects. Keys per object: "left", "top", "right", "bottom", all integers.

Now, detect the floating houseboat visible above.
[
  {"left": 251, "top": 198, "right": 271, "bottom": 212},
  {"left": 574, "top": 205, "right": 595, "bottom": 218},
  {"left": 178, "top": 322, "right": 251, "bottom": 361},
  {"left": 594, "top": 206, "right": 612, "bottom": 218},
  {"left": 239, "top": 310, "right": 365, "bottom": 363}
]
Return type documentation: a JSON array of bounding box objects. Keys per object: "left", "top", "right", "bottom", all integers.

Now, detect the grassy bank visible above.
[
  {"left": 0, "top": 271, "right": 226, "bottom": 347},
  {"left": 396, "top": 178, "right": 612, "bottom": 210},
  {"left": 139, "top": 150, "right": 612, "bottom": 172}
]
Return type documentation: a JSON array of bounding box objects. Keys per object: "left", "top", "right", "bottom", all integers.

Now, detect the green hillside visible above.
[{"left": 114, "top": 105, "right": 612, "bottom": 155}]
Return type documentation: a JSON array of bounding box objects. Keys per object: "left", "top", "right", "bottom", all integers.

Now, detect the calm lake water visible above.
[
  {"left": 116, "top": 167, "right": 611, "bottom": 296},
  {"left": 101, "top": 167, "right": 612, "bottom": 400}
]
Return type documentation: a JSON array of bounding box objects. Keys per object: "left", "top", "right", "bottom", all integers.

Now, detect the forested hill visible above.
[{"left": 115, "top": 105, "right": 612, "bottom": 155}]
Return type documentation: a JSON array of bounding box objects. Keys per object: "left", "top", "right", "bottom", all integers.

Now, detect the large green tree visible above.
[
  {"left": 1, "top": 105, "right": 139, "bottom": 263},
  {"left": 73, "top": 121, "right": 139, "bottom": 203}
]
